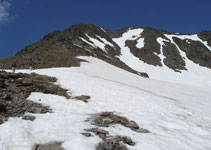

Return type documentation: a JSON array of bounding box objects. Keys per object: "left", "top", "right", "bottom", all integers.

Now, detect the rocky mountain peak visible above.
[{"left": 0, "top": 23, "right": 211, "bottom": 78}]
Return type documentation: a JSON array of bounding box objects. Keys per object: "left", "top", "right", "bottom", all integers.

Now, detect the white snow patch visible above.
[
  {"left": 136, "top": 38, "right": 144, "bottom": 48},
  {"left": 80, "top": 35, "right": 111, "bottom": 52},
  {"left": 81, "top": 34, "right": 114, "bottom": 52},
  {"left": 82, "top": 34, "right": 113, "bottom": 52},
  {"left": 85, "top": 34, "right": 105, "bottom": 51},
  {"left": 112, "top": 28, "right": 144, "bottom": 68},
  {"left": 100, "top": 27, "right": 107, "bottom": 32},
  {"left": 96, "top": 35, "right": 114, "bottom": 47},
  {"left": 80, "top": 37, "right": 96, "bottom": 48},
  {"left": 156, "top": 37, "right": 169, "bottom": 66}
]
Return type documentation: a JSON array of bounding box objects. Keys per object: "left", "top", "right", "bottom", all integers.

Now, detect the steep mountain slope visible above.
[
  {"left": 0, "top": 23, "right": 211, "bottom": 80},
  {"left": 0, "top": 57, "right": 211, "bottom": 150}
]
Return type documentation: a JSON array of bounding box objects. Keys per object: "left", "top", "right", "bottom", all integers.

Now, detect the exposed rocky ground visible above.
[
  {"left": 83, "top": 112, "right": 150, "bottom": 150},
  {"left": 0, "top": 71, "right": 70, "bottom": 124},
  {"left": 173, "top": 37, "right": 211, "bottom": 68}
]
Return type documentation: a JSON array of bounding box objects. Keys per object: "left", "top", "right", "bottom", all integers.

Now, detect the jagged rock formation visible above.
[{"left": 0, "top": 23, "right": 211, "bottom": 76}]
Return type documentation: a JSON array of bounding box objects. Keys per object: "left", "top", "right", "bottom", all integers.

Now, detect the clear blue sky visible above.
[{"left": 0, "top": 0, "right": 210, "bottom": 59}]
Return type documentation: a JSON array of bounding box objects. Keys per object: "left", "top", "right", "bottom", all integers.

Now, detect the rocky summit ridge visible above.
[{"left": 0, "top": 23, "right": 211, "bottom": 78}]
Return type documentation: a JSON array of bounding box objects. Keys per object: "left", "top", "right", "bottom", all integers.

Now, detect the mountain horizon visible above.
[{"left": 1, "top": 23, "right": 211, "bottom": 60}]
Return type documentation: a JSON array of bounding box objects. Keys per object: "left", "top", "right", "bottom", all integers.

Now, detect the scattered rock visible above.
[
  {"left": 136, "top": 128, "right": 151, "bottom": 133},
  {"left": 96, "top": 129, "right": 109, "bottom": 135},
  {"left": 125, "top": 120, "right": 139, "bottom": 129},
  {"left": 81, "top": 132, "right": 92, "bottom": 137},
  {"left": 22, "top": 115, "right": 36, "bottom": 121},
  {"left": 92, "top": 112, "right": 150, "bottom": 133},
  {"left": 84, "top": 112, "right": 140, "bottom": 150},
  {"left": 73, "top": 95, "right": 91, "bottom": 103},
  {"left": 96, "top": 138, "right": 127, "bottom": 150},
  {"left": 34, "top": 142, "right": 64, "bottom": 150},
  {"left": 85, "top": 128, "right": 109, "bottom": 135},
  {"left": 85, "top": 128, "right": 109, "bottom": 139},
  {"left": 116, "top": 136, "right": 135, "bottom": 146},
  {"left": 96, "top": 136, "right": 135, "bottom": 150}
]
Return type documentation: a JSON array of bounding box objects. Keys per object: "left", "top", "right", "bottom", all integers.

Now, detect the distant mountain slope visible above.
[{"left": 0, "top": 23, "right": 211, "bottom": 79}]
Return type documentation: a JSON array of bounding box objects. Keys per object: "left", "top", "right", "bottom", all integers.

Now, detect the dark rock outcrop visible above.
[
  {"left": 0, "top": 71, "right": 70, "bottom": 125},
  {"left": 162, "top": 41, "right": 187, "bottom": 72},
  {"left": 173, "top": 37, "right": 211, "bottom": 68}
]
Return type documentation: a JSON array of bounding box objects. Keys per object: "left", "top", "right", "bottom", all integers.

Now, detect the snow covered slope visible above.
[{"left": 1, "top": 57, "right": 211, "bottom": 150}]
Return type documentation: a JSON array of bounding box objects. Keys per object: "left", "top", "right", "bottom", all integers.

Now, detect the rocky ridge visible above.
[{"left": 1, "top": 24, "right": 210, "bottom": 78}]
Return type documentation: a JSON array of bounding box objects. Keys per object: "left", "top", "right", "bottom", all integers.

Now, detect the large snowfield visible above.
[{"left": 1, "top": 56, "right": 211, "bottom": 150}]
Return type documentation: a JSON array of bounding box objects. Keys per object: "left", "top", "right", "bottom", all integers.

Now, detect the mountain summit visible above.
[{"left": 1, "top": 23, "right": 211, "bottom": 79}]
